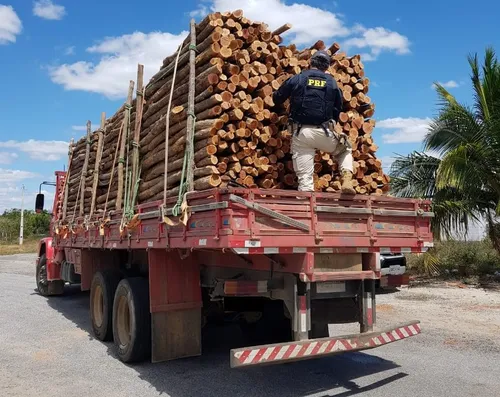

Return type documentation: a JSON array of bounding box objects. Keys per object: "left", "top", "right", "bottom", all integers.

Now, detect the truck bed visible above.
[{"left": 56, "top": 188, "right": 433, "bottom": 255}]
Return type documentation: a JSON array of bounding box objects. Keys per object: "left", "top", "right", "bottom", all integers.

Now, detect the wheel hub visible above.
[
  {"left": 93, "top": 285, "right": 104, "bottom": 328},
  {"left": 116, "top": 295, "right": 131, "bottom": 347},
  {"left": 38, "top": 265, "right": 48, "bottom": 286}
]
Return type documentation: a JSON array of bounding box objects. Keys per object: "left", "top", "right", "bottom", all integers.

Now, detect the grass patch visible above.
[{"left": 0, "top": 239, "right": 39, "bottom": 256}]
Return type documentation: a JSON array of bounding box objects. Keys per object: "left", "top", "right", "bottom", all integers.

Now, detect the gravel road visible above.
[{"left": 1, "top": 253, "right": 500, "bottom": 397}]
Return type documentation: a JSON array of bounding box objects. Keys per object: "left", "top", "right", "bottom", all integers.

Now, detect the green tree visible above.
[
  {"left": 390, "top": 48, "right": 500, "bottom": 248},
  {"left": 0, "top": 210, "right": 51, "bottom": 242}
]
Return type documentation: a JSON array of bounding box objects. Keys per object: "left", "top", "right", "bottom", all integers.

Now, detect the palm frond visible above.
[
  {"left": 424, "top": 102, "right": 483, "bottom": 156},
  {"left": 433, "top": 83, "right": 458, "bottom": 108},
  {"left": 398, "top": 49, "right": 500, "bottom": 250},
  {"left": 389, "top": 152, "right": 439, "bottom": 198},
  {"left": 468, "top": 52, "right": 489, "bottom": 121},
  {"left": 422, "top": 251, "right": 441, "bottom": 276}
]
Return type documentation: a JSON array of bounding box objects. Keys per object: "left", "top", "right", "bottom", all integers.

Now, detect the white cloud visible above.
[
  {"left": 65, "top": 46, "right": 75, "bottom": 55},
  {"left": 0, "top": 5, "right": 22, "bottom": 45},
  {"left": 49, "top": 1, "right": 410, "bottom": 98},
  {"left": 378, "top": 117, "right": 432, "bottom": 144},
  {"left": 359, "top": 52, "right": 377, "bottom": 62},
  {"left": 0, "top": 169, "right": 39, "bottom": 184},
  {"left": 190, "top": 4, "right": 209, "bottom": 18},
  {"left": 380, "top": 156, "right": 395, "bottom": 172},
  {"left": 344, "top": 26, "right": 410, "bottom": 60},
  {"left": 0, "top": 185, "right": 54, "bottom": 212},
  {"left": 33, "top": 0, "right": 66, "bottom": 21},
  {"left": 49, "top": 31, "right": 187, "bottom": 98},
  {"left": 0, "top": 140, "right": 68, "bottom": 161},
  {"left": 0, "top": 152, "right": 18, "bottom": 165},
  {"left": 202, "top": 1, "right": 409, "bottom": 56},
  {"left": 204, "top": 0, "right": 350, "bottom": 45},
  {"left": 431, "top": 80, "right": 460, "bottom": 89},
  {"left": 71, "top": 124, "right": 99, "bottom": 131}
]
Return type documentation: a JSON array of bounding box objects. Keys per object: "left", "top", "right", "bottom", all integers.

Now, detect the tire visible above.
[
  {"left": 36, "top": 254, "right": 64, "bottom": 296},
  {"left": 90, "top": 270, "right": 121, "bottom": 341},
  {"left": 112, "top": 278, "right": 151, "bottom": 363}
]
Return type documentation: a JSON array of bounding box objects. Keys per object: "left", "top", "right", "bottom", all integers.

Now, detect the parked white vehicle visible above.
[{"left": 379, "top": 253, "right": 409, "bottom": 288}]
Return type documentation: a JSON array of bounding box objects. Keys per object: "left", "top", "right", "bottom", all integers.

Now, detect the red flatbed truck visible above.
[{"left": 35, "top": 170, "right": 433, "bottom": 367}]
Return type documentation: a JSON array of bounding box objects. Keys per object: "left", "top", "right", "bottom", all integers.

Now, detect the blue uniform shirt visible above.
[{"left": 273, "top": 69, "right": 343, "bottom": 125}]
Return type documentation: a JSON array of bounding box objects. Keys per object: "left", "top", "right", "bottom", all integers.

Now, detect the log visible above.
[{"left": 63, "top": 11, "right": 386, "bottom": 222}]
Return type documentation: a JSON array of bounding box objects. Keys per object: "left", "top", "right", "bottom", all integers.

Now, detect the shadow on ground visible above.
[
  {"left": 375, "top": 287, "right": 401, "bottom": 295},
  {"left": 45, "top": 285, "right": 407, "bottom": 397}
]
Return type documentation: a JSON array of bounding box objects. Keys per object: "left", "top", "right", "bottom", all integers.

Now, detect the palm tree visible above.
[{"left": 390, "top": 48, "right": 500, "bottom": 249}]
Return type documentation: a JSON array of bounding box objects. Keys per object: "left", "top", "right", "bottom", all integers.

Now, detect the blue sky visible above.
[{"left": 0, "top": 0, "right": 498, "bottom": 212}]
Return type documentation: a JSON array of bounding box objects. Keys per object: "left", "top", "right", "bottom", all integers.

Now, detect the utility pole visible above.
[{"left": 19, "top": 184, "right": 25, "bottom": 246}]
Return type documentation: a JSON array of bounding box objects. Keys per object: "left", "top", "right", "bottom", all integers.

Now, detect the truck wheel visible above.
[
  {"left": 113, "top": 278, "right": 151, "bottom": 363},
  {"left": 36, "top": 254, "right": 64, "bottom": 296},
  {"left": 90, "top": 270, "right": 120, "bottom": 341}
]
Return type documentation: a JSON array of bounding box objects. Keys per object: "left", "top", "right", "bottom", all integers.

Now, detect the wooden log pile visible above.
[{"left": 60, "top": 10, "right": 389, "bottom": 221}]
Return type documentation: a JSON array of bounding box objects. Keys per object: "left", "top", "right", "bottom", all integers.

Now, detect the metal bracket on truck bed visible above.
[
  {"left": 230, "top": 321, "right": 421, "bottom": 368},
  {"left": 229, "top": 194, "right": 310, "bottom": 232},
  {"left": 315, "top": 206, "right": 434, "bottom": 218},
  {"left": 138, "top": 201, "right": 229, "bottom": 221}
]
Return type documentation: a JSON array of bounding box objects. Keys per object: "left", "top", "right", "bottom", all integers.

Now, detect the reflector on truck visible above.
[{"left": 230, "top": 321, "right": 421, "bottom": 368}]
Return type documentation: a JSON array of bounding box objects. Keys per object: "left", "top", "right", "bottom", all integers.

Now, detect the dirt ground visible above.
[
  {"left": 375, "top": 282, "right": 500, "bottom": 353},
  {"left": 1, "top": 253, "right": 500, "bottom": 396}
]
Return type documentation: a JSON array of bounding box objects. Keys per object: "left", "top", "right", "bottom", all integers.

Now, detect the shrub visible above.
[{"left": 406, "top": 239, "right": 500, "bottom": 276}]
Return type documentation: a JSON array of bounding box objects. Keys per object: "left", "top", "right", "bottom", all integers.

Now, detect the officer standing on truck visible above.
[{"left": 273, "top": 50, "right": 356, "bottom": 195}]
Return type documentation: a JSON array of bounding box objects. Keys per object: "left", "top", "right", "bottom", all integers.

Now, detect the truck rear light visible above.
[{"left": 224, "top": 280, "right": 268, "bottom": 296}]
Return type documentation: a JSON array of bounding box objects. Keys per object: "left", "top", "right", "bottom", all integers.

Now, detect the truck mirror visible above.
[{"left": 35, "top": 193, "right": 45, "bottom": 213}]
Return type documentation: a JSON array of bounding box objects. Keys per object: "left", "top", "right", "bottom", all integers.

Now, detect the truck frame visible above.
[{"left": 36, "top": 171, "right": 433, "bottom": 367}]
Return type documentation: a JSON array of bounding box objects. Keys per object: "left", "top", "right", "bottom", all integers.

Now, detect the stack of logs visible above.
[{"left": 61, "top": 10, "right": 389, "bottom": 220}]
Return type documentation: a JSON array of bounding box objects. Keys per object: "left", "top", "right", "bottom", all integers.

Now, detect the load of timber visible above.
[{"left": 59, "top": 10, "right": 388, "bottom": 223}]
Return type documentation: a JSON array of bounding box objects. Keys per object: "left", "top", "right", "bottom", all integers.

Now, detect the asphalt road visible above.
[{"left": 1, "top": 253, "right": 499, "bottom": 397}]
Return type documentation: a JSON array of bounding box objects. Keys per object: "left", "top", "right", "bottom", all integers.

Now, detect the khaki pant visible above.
[{"left": 291, "top": 125, "right": 353, "bottom": 192}]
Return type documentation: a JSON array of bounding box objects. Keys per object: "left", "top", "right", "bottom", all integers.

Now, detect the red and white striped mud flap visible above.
[{"left": 230, "top": 321, "right": 421, "bottom": 368}]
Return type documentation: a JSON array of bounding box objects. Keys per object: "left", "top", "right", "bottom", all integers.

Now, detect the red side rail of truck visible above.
[
  {"left": 55, "top": 187, "right": 433, "bottom": 255},
  {"left": 37, "top": 181, "right": 433, "bottom": 367}
]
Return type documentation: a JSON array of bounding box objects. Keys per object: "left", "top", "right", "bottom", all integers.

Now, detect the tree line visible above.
[{"left": 0, "top": 210, "right": 51, "bottom": 243}]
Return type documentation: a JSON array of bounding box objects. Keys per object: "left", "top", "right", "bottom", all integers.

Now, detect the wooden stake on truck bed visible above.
[
  {"left": 90, "top": 112, "right": 106, "bottom": 217},
  {"left": 185, "top": 18, "right": 197, "bottom": 192},
  {"left": 116, "top": 81, "right": 135, "bottom": 211},
  {"left": 79, "top": 121, "right": 92, "bottom": 217},
  {"left": 131, "top": 65, "right": 144, "bottom": 207},
  {"left": 62, "top": 139, "right": 74, "bottom": 220}
]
